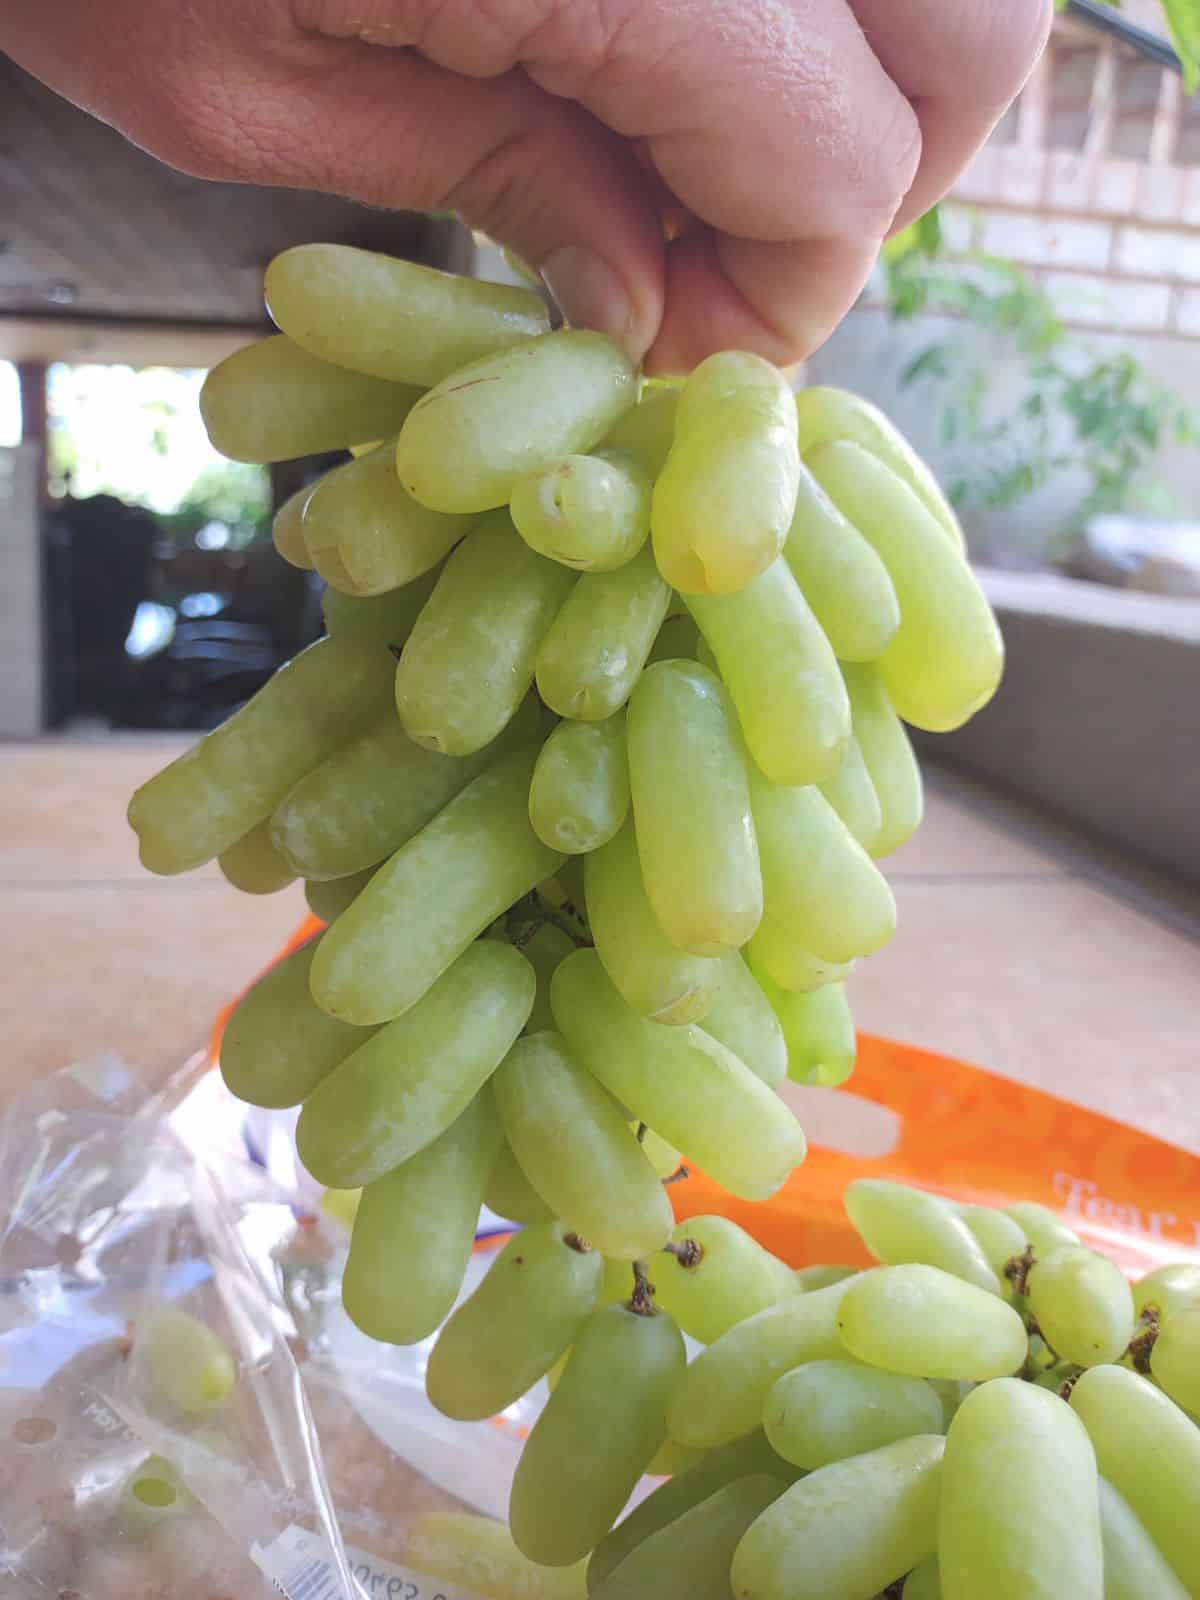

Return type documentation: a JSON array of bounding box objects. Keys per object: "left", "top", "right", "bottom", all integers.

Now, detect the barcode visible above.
[{"left": 285, "top": 1559, "right": 340, "bottom": 1600}]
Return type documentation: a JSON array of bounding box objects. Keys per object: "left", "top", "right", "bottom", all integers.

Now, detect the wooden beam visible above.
[{"left": 0, "top": 316, "right": 266, "bottom": 369}]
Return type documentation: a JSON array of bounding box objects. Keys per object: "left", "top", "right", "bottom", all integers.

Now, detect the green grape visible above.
[
  {"left": 652, "top": 351, "right": 800, "bottom": 595},
  {"left": 1027, "top": 1246, "right": 1135, "bottom": 1367},
  {"left": 529, "top": 713, "right": 630, "bottom": 854},
  {"left": 584, "top": 820, "right": 724, "bottom": 1025},
  {"left": 730, "top": 1434, "right": 944, "bottom": 1600},
  {"left": 511, "top": 448, "right": 651, "bottom": 571},
  {"left": 644, "top": 1435, "right": 706, "bottom": 1478},
  {"left": 304, "top": 866, "right": 377, "bottom": 923},
  {"left": 956, "top": 1206, "right": 1030, "bottom": 1283},
  {"left": 841, "top": 662, "right": 924, "bottom": 859},
  {"left": 551, "top": 950, "right": 807, "bottom": 1203},
  {"left": 343, "top": 1092, "right": 501, "bottom": 1345},
  {"left": 220, "top": 936, "right": 371, "bottom": 1109},
  {"left": 395, "top": 511, "right": 576, "bottom": 756},
  {"left": 535, "top": 544, "right": 671, "bottom": 721},
  {"left": 319, "top": 567, "right": 440, "bottom": 645},
  {"left": 403, "top": 1511, "right": 589, "bottom": 1600},
  {"left": 264, "top": 243, "right": 550, "bottom": 387},
  {"left": 903, "top": 1556, "right": 942, "bottom": 1600},
  {"left": 310, "top": 745, "right": 564, "bottom": 1025},
  {"left": 128, "top": 634, "right": 395, "bottom": 875},
  {"left": 492, "top": 1031, "right": 674, "bottom": 1260},
  {"left": 1003, "top": 1202, "right": 1080, "bottom": 1260},
  {"left": 939, "top": 1378, "right": 1102, "bottom": 1600},
  {"left": 509, "top": 1303, "right": 687, "bottom": 1567},
  {"left": 600, "top": 1254, "right": 635, "bottom": 1307},
  {"left": 587, "top": 1428, "right": 793, "bottom": 1592},
  {"left": 135, "top": 1304, "right": 236, "bottom": 1414},
  {"left": 651, "top": 1216, "right": 796, "bottom": 1345},
  {"left": 272, "top": 482, "right": 314, "bottom": 569},
  {"left": 600, "top": 385, "right": 679, "bottom": 478},
  {"left": 200, "top": 335, "right": 422, "bottom": 463},
  {"left": 638, "top": 1124, "right": 683, "bottom": 1179},
  {"left": 484, "top": 1133, "right": 555, "bottom": 1225},
  {"left": 117, "top": 1456, "right": 191, "bottom": 1539},
  {"left": 273, "top": 695, "right": 539, "bottom": 881},
  {"left": 396, "top": 330, "right": 638, "bottom": 514},
  {"left": 301, "top": 439, "right": 474, "bottom": 595},
  {"left": 758, "top": 975, "right": 857, "bottom": 1087},
  {"left": 782, "top": 464, "right": 900, "bottom": 661},
  {"left": 1134, "top": 1262, "right": 1200, "bottom": 1323},
  {"left": 748, "top": 768, "right": 896, "bottom": 968},
  {"left": 928, "top": 1379, "right": 975, "bottom": 1429},
  {"left": 747, "top": 943, "right": 852, "bottom": 996},
  {"left": 1071, "top": 1364, "right": 1200, "bottom": 1593},
  {"left": 698, "top": 953, "right": 788, "bottom": 1087},
  {"left": 794, "top": 385, "right": 965, "bottom": 551},
  {"left": 1150, "top": 1306, "right": 1200, "bottom": 1415},
  {"left": 667, "top": 1280, "right": 854, "bottom": 1450},
  {"left": 685, "top": 558, "right": 850, "bottom": 788},
  {"left": 626, "top": 660, "right": 762, "bottom": 956},
  {"left": 217, "top": 818, "right": 297, "bottom": 895},
  {"left": 795, "top": 1265, "right": 859, "bottom": 1293},
  {"left": 1097, "top": 1476, "right": 1191, "bottom": 1600},
  {"left": 516, "top": 920, "right": 577, "bottom": 1034},
  {"left": 591, "top": 1475, "right": 787, "bottom": 1600},
  {"left": 644, "top": 613, "right": 701, "bottom": 665},
  {"left": 297, "top": 940, "right": 533, "bottom": 1187},
  {"left": 837, "top": 1266, "right": 1028, "bottom": 1380},
  {"left": 844, "top": 1180, "right": 1000, "bottom": 1295},
  {"left": 426, "top": 1221, "right": 602, "bottom": 1421},
  {"left": 818, "top": 735, "right": 883, "bottom": 853},
  {"left": 764, "top": 1357, "right": 944, "bottom": 1470},
  {"left": 807, "top": 442, "right": 1003, "bottom": 733}
]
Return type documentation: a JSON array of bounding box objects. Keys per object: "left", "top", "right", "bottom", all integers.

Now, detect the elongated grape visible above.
[
  {"left": 509, "top": 1304, "right": 686, "bottom": 1566},
  {"left": 1003, "top": 1202, "right": 1080, "bottom": 1260},
  {"left": 600, "top": 385, "right": 679, "bottom": 477},
  {"left": 426, "top": 1222, "right": 602, "bottom": 1421},
  {"left": 404, "top": 1512, "right": 588, "bottom": 1600},
  {"left": 957, "top": 1206, "right": 1029, "bottom": 1282},
  {"left": 809, "top": 443, "right": 1003, "bottom": 732},
  {"left": 783, "top": 464, "right": 900, "bottom": 660},
  {"left": 732, "top": 1434, "right": 944, "bottom": 1600},
  {"left": 651, "top": 1216, "right": 795, "bottom": 1345},
  {"left": 135, "top": 1304, "right": 236, "bottom": 1414},
  {"left": 511, "top": 448, "right": 651, "bottom": 571},
  {"left": 551, "top": 951, "right": 806, "bottom": 1203},
  {"left": 484, "top": 1134, "right": 555, "bottom": 1225},
  {"left": 764, "top": 1358, "right": 944, "bottom": 1471},
  {"left": 265, "top": 244, "right": 550, "bottom": 387},
  {"left": 627, "top": 660, "right": 762, "bottom": 955},
  {"left": 1150, "top": 1305, "right": 1200, "bottom": 1415},
  {"left": 311, "top": 746, "right": 564, "bottom": 1024},
  {"left": 652, "top": 352, "right": 800, "bottom": 594},
  {"left": 272, "top": 482, "right": 314, "bottom": 569},
  {"left": 819, "top": 736, "right": 882, "bottom": 852},
  {"left": 320, "top": 567, "right": 440, "bottom": 645},
  {"left": 594, "top": 1475, "right": 786, "bottom": 1600},
  {"left": 795, "top": 1265, "right": 859, "bottom": 1292},
  {"left": 1072, "top": 1364, "right": 1200, "bottom": 1593},
  {"left": 1097, "top": 1476, "right": 1191, "bottom": 1600},
  {"left": 645, "top": 612, "right": 701, "bottom": 665},
  {"left": 273, "top": 695, "right": 538, "bottom": 881},
  {"left": 535, "top": 544, "right": 671, "bottom": 720},
  {"left": 397, "top": 330, "right": 637, "bottom": 514},
  {"left": 760, "top": 975, "right": 857, "bottom": 1087},
  {"left": 118, "top": 1455, "right": 191, "bottom": 1539},
  {"left": 343, "top": 1093, "right": 501, "bottom": 1345},
  {"left": 512, "top": 919, "right": 576, "bottom": 1034},
  {"left": 304, "top": 867, "right": 376, "bottom": 923},
  {"left": 1134, "top": 1262, "right": 1200, "bottom": 1323},
  {"left": 396, "top": 512, "right": 576, "bottom": 755},
  {"left": 795, "top": 386, "right": 964, "bottom": 551},
  {"left": 904, "top": 1556, "right": 942, "bottom": 1600},
  {"left": 200, "top": 335, "right": 422, "bottom": 463},
  {"left": 838, "top": 1266, "right": 1028, "bottom": 1380},
  {"left": 1027, "top": 1245, "right": 1134, "bottom": 1367},
  {"left": 638, "top": 1124, "right": 683, "bottom": 1179},
  {"left": 845, "top": 1180, "right": 1000, "bottom": 1295},
  {"left": 940, "top": 1379, "right": 1102, "bottom": 1600},
  {"left": 529, "top": 714, "right": 630, "bottom": 854},
  {"left": 493, "top": 1032, "right": 673, "bottom": 1260},
  {"left": 585, "top": 820, "right": 723, "bottom": 1025},
  {"left": 698, "top": 954, "right": 788, "bottom": 1086},
  {"left": 298, "top": 941, "right": 533, "bottom": 1187},
  {"left": 668, "top": 1280, "right": 854, "bottom": 1449},
  {"left": 220, "top": 936, "right": 371, "bottom": 1109},
  {"left": 686, "top": 559, "right": 849, "bottom": 787},
  {"left": 217, "top": 818, "right": 296, "bottom": 895},
  {"left": 749, "top": 769, "right": 896, "bottom": 968},
  {"left": 301, "top": 440, "right": 474, "bottom": 594},
  {"left": 841, "top": 662, "right": 924, "bottom": 858},
  {"left": 747, "top": 944, "right": 852, "bottom": 996}
]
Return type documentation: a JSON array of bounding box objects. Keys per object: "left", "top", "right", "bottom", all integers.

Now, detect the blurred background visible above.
[{"left": 1, "top": 1, "right": 1197, "bottom": 1160}]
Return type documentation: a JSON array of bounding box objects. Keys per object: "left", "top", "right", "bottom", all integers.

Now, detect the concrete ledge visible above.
[{"left": 918, "top": 569, "right": 1200, "bottom": 883}]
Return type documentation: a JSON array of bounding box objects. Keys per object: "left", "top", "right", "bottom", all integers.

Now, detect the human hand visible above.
[{"left": 3, "top": 0, "right": 1050, "bottom": 372}]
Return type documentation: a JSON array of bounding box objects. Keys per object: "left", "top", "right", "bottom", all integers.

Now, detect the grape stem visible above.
[
  {"left": 629, "top": 1260, "right": 656, "bottom": 1317},
  {"left": 1003, "top": 1244, "right": 1036, "bottom": 1299},
  {"left": 664, "top": 1238, "right": 703, "bottom": 1269},
  {"left": 662, "top": 1163, "right": 691, "bottom": 1186},
  {"left": 1126, "top": 1305, "right": 1160, "bottom": 1375}
]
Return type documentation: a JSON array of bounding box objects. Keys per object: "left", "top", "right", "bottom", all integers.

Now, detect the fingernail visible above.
[{"left": 540, "top": 246, "right": 644, "bottom": 358}]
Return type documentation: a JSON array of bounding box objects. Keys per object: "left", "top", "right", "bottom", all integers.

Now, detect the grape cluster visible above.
[{"left": 118, "top": 243, "right": 1200, "bottom": 1593}]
